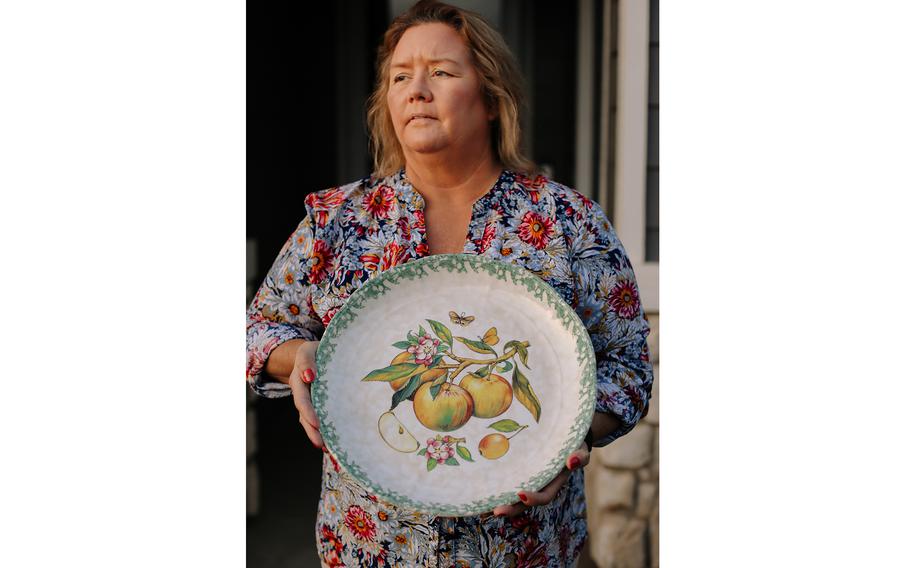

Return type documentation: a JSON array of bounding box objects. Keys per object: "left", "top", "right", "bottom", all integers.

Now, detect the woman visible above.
[{"left": 246, "top": 1, "right": 653, "bottom": 565}]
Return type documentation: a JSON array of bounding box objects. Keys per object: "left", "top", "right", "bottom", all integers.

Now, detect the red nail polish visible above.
[
  {"left": 302, "top": 368, "right": 316, "bottom": 383},
  {"left": 569, "top": 456, "right": 581, "bottom": 470},
  {"left": 518, "top": 492, "right": 528, "bottom": 503}
]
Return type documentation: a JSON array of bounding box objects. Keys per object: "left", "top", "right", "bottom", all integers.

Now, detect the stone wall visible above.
[{"left": 585, "top": 313, "right": 659, "bottom": 567}]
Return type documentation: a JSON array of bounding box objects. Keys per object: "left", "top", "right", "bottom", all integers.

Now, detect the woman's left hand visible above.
[{"left": 491, "top": 441, "right": 590, "bottom": 517}]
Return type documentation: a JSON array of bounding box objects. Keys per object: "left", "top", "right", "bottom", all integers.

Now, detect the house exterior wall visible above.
[{"left": 586, "top": 313, "right": 659, "bottom": 567}]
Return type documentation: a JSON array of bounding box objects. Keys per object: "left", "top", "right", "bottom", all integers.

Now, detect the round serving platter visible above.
[{"left": 312, "top": 254, "right": 595, "bottom": 517}]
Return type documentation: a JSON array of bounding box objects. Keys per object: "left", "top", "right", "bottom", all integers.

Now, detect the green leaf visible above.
[
  {"left": 516, "top": 344, "right": 530, "bottom": 368},
  {"left": 430, "top": 353, "right": 444, "bottom": 368},
  {"left": 512, "top": 366, "right": 541, "bottom": 422},
  {"left": 391, "top": 374, "right": 423, "bottom": 410},
  {"left": 503, "top": 341, "right": 530, "bottom": 367},
  {"left": 362, "top": 362, "right": 422, "bottom": 382},
  {"left": 407, "top": 330, "right": 418, "bottom": 343},
  {"left": 417, "top": 447, "right": 427, "bottom": 456},
  {"left": 444, "top": 457, "right": 459, "bottom": 466},
  {"left": 474, "top": 365, "right": 490, "bottom": 378},
  {"left": 496, "top": 360, "right": 513, "bottom": 373},
  {"left": 427, "top": 458, "right": 438, "bottom": 471},
  {"left": 392, "top": 340, "right": 412, "bottom": 349},
  {"left": 426, "top": 319, "right": 453, "bottom": 345},
  {"left": 455, "top": 336, "right": 496, "bottom": 355},
  {"left": 488, "top": 418, "right": 523, "bottom": 432},
  {"left": 430, "top": 383, "right": 443, "bottom": 400},
  {"left": 456, "top": 445, "right": 474, "bottom": 462},
  {"left": 418, "top": 324, "right": 427, "bottom": 338},
  {"left": 429, "top": 371, "right": 448, "bottom": 388}
]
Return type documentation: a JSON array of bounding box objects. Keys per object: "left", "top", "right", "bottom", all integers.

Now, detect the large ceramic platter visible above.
[{"left": 312, "top": 254, "right": 595, "bottom": 517}]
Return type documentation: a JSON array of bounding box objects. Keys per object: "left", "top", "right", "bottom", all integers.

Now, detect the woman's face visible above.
[{"left": 386, "top": 23, "right": 494, "bottom": 158}]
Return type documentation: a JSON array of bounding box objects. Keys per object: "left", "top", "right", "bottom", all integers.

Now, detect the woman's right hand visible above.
[{"left": 289, "top": 340, "right": 323, "bottom": 449}]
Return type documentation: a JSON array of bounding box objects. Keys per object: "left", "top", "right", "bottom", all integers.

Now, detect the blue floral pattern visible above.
[{"left": 247, "top": 168, "right": 653, "bottom": 566}]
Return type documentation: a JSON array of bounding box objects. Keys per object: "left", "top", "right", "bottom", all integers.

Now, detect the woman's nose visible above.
[{"left": 407, "top": 74, "right": 432, "bottom": 102}]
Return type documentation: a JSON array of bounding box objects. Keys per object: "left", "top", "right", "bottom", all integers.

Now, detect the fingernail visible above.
[
  {"left": 568, "top": 456, "right": 581, "bottom": 470},
  {"left": 517, "top": 492, "right": 528, "bottom": 503},
  {"left": 302, "top": 368, "right": 316, "bottom": 383},
  {"left": 321, "top": 446, "right": 328, "bottom": 453}
]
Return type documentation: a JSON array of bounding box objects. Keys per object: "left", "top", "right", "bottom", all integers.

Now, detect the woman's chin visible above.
[{"left": 402, "top": 137, "right": 448, "bottom": 155}]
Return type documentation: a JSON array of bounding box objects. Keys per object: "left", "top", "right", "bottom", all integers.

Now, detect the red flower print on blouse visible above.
[
  {"left": 380, "top": 242, "right": 408, "bottom": 271},
  {"left": 321, "top": 306, "right": 340, "bottom": 326},
  {"left": 477, "top": 223, "right": 496, "bottom": 253},
  {"left": 306, "top": 187, "right": 346, "bottom": 210},
  {"left": 513, "top": 537, "right": 548, "bottom": 567},
  {"left": 323, "top": 546, "right": 343, "bottom": 568},
  {"left": 306, "top": 187, "right": 346, "bottom": 227},
  {"left": 607, "top": 279, "right": 641, "bottom": 319},
  {"left": 627, "top": 383, "right": 646, "bottom": 412},
  {"left": 321, "top": 524, "right": 343, "bottom": 555},
  {"left": 312, "top": 210, "right": 329, "bottom": 228},
  {"left": 327, "top": 450, "right": 341, "bottom": 473},
  {"left": 360, "top": 253, "right": 380, "bottom": 273},
  {"left": 363, "top": 184, "right": 395, "bottom": 219},
  {"left": 514, "top": 173, "right": 545, "bottom": 203},
  {"left": 515, "top": 173, "right": 547, "bottom": 189},
  {"left": 343, "top": 505, "right": 377, "bottom": 542},
  {"left": 518, "top": 211, "right": 555, "bottom": 249},
  {"left": 309, "top": 239, "right": 334, "bottom": 283},
  {"left": 413, "top": 208, "right": 426, "bottom": 228},
  {"left": 397, "top": 217, "right": 412, "bottom": 241}
]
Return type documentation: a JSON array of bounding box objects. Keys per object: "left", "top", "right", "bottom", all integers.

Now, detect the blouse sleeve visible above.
[
  {"left": 246, "top": 213, "right": 326, "bottom": 398},
  {"left": 571, "top": 202, "right": 654, "bottom": 447}
]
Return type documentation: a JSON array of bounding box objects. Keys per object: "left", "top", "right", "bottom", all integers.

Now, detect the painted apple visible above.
[
  {"left": 478, "top": 433, "right": 510, "bottom": 460},
  {"left": 377, "top": 411, "right": 419, "bottom": 453},
  {"left": 459, "top": 372, "right": 513, "bottom": 418},
  {"left": 413, "top": 382, "right": 474, "bottom": 432}
]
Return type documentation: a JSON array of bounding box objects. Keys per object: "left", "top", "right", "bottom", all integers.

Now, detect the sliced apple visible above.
[{"left": 377, "top": 411, "right": 420, "bottom": 453}]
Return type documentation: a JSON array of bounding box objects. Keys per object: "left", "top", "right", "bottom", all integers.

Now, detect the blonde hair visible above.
[{"left": 366, "top": 0, "right": 537, "bottom": 178}]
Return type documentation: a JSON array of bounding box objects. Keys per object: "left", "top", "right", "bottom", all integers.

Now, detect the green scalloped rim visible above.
[{"left": 312, "top": 253, "right": 595, "bottom": 517}]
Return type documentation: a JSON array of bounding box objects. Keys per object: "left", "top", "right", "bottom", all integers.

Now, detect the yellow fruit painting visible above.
[
  {"left": 361, "top": 312, "right": 543, "bottom": 471},
  {"left": 459, "top": 373, "right": 512, "bottom": 418}
]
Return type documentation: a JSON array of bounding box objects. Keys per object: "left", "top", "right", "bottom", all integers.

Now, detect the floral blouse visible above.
[{"left": 246, "top": 167, "right": 653, "bottom": 567}]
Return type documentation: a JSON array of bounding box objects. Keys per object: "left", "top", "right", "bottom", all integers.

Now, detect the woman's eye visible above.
[
  {"left": 393, "top": 75, "right": 407, "bottom": 83},
  {"left": 433, "top": 69, "right": 450, "bottom": 77}
]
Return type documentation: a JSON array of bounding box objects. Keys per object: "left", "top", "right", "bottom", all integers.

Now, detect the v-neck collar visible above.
[
  {"left": 387, "top": 167, "right": 514, "bottom": 256},
  {"left": 390, "top": 167, "right": 512, "bottom": 212}
]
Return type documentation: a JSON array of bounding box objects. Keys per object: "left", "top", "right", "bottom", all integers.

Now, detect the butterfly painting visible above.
[{"left": 448, "top": 311, "right": 475, "bottom": 326}]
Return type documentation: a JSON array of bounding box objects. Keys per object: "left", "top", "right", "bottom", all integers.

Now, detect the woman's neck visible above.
[{"left": 403, "top": 149, "right": 502, "bottom": 207}]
